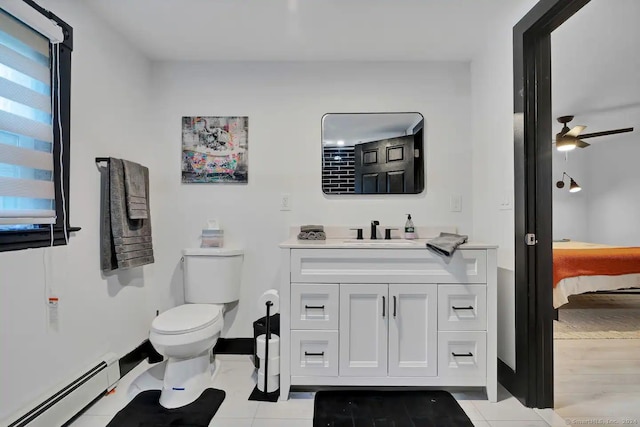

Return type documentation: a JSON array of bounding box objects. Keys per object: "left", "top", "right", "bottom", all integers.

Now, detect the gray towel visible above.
[
  {"left": 100, "top": 158, "right": 154, "bottom": 272},
  {"left": 426, "top": 232, "right": 468, "bottom": 257},
  {"left": 122, "top": 159, "right": 148, "bottom": 219},
  {"left": 297, "top": 231, "right": 326, "bottom": 240},
  {"left": 100, "top": 165, "right": 117, "bottom": 271},
  {"left": 300, "top": 225, "right": 324, "bottom": 233}
]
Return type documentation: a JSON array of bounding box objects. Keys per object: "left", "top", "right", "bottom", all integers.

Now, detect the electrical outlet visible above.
[
  {"left": 450, "top": 195, "right": 462, "bottom": 212},
  {"left": 280, "top": 193, "right": 291, "bottom": 211}
]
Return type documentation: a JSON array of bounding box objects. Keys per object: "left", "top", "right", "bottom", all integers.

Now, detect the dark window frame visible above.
[{"left": 0, "top": 1, "right": 79, "bottom": 253}]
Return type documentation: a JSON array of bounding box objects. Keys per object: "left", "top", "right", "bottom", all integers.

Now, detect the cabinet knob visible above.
[
  {"left": 304, "top": 351, "right": 325, "bottom": 357},
  {"left": 305, "top": 304, "right": 325, "bottom": 310},
  {"left": 451, "top": 306, "right": 474, "bottom": 310}
]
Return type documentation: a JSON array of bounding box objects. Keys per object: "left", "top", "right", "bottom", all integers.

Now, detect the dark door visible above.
[
  {"left": 354, "top": 136, "right": 415, "bottom": 194},
  {"left": 511, "top": 0, "right": 591, "bottom": 408}
]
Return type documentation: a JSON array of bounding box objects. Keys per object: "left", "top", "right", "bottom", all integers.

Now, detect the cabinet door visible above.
[
  {"left": 388, "top": 284, "right": 437, "bottom": 377},
  {"left": 339, "top": 284, "right": 388, "bottom": 377}
]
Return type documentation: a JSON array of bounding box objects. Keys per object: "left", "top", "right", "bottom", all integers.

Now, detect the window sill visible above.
[{"left": 0, "top": 226, "right": 81, "bottom": 253}]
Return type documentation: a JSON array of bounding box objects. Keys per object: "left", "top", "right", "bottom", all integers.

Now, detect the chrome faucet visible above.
[{"left": 371, "top": 220, "right": 380, "bottom": 240}]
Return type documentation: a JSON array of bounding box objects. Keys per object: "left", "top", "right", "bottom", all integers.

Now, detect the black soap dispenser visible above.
[{"left": 404, "top": 214, "right": 416, "bottom": 240}]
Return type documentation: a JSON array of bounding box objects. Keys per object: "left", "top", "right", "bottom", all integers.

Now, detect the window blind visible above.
[{"left": 0, "top": 8, "right": 55, "bottom": 226}]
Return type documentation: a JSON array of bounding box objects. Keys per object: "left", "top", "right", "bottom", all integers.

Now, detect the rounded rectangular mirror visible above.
[{"left": 322, "top": 112, "right": 424, "bottom": 195}]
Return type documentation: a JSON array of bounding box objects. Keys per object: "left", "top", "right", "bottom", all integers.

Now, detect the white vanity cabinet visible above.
[
  {"left": 279, "top": 242, "right": 497, "bottom": 402},
  {"left": 339, "top": 283, "right": 438, "bottom": 378}
]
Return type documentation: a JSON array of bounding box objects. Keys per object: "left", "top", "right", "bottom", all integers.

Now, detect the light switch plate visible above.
[
  {"left": 499, "top": 190, "right": 513, "bottom": 210},
  {"left": 280, "top": 193, "right": 291, "bottom": 211},
  {"left": 450, "top": 195, "right": 462, "bottom": 212}
]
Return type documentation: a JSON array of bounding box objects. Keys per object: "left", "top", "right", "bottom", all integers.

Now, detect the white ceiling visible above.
[
  {"left": 323, "top": 113, "right": 422, "bottom": 146},
  {"left": 83, "top": 0, "right": 534, "bottom": 61}
]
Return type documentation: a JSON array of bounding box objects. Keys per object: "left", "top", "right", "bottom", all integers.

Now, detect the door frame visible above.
[{"left": 508, "top": 0, "right": 591, "bottom": 408}]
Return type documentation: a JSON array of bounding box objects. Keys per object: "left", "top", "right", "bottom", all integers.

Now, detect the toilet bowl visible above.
[
  {"left": 149, "top": 303, "right": 223, "bottom": 409},
  {"left": 147, "top": 247, "right": 243, "bottom": 408}
]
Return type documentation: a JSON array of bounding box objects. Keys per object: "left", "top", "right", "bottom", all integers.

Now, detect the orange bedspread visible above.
[{"left": 553, "top": 247, "right": 640, "bottom": 287}]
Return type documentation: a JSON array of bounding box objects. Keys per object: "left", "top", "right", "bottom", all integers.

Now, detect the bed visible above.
[{"left": 553, "top": 241, "right": 640, "bottom": 308}]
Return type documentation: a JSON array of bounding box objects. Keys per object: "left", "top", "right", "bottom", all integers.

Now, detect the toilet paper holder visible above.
[
  {"left": 262, "top": 300, "right": 275, "bottom": 395},
  {"left": 249, "top": 290, "right": 280, "bottom": 401}
]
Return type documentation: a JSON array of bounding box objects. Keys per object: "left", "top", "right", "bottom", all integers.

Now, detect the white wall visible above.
[
  {"left": 552, "top": 111, "right": 640, "bottom": 246},
  {"left": 552, "top": 0, "right": 640, "bottom": 247},
  {"left": 471, "top": 1, "right": 539, "bottom": 370},
  {"left": 585, "top": 127, "right": 640, "bottom": 246},
  {"left": 149, "top": 61, "right": 474, "bottom": 337},
  {"left": 552, "top": 149, "right": 589, "bottom": 241},
  {"left": 0, "top": 1, "right": 155, "bottom": 420},
  {"left": 553, "top": 109, "right": 640, "bottom": 246}
]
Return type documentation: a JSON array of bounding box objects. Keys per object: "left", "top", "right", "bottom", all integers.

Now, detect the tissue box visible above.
[{"left": 201, "top": 229, "right": 224, "bottom": 247}]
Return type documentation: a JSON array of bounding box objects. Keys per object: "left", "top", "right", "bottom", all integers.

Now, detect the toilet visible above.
[{"left": 149, "top": 247, "right": 243, "bottom": 409}]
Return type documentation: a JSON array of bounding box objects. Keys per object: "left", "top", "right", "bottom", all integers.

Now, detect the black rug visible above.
[
  {"left": 106, "top": 388, "right": 225, "bottom": 427},
  {"left": 313, "top": 390, "right": 474, "bottom": 427}
]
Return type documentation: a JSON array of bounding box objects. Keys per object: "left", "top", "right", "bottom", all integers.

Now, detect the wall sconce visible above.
[{"left": 556, "top": 172, "right": 581, "bottom": 193}]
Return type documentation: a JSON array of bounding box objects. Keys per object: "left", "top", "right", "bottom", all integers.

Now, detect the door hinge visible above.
[{"left": 525, "top": 233, "right": 538, "bottom": 246}]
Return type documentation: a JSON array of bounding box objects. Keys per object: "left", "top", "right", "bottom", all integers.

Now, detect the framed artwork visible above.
[{"left": 181, "top": 116, "right": 248, "bottom": 183}]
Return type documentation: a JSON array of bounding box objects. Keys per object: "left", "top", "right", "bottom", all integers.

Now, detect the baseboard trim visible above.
[
  {"left": 119, "top": 340, "right": 162, "bottom": 378},
  {"left": 214, "top": 338, "right": 254, "bottom": 355},
  {"left": 498, "top": 358, "right": 518, "bottom": 396}
]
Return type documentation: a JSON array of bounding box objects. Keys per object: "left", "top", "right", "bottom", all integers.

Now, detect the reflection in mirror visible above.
[{"left": 322, "top": 113, "right": 424, "bottom": 194}]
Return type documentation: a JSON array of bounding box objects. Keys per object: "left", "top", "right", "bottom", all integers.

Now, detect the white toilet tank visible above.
[{"left": 182, "top": 248, "right": 243, "bottom": 303}]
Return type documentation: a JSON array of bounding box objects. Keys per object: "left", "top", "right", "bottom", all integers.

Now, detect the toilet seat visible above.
[{"left": 151, "top": 304, "right": 222, "bottom": 335}]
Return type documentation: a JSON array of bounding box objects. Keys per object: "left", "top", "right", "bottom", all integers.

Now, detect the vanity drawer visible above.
[
  {"left": 291, "top": 284, "right": 339, "bottom": 330},
  {"left": 291, "top": 330, "right": 338, "bottom": 377},
  {"left": 290, "top": 249, "right": 486, "bottom": 284},
  {"left": 438, "top": 331, "right": 487, "bottom": 379},
  {"left": 438, "top": 285, "right": 487, "bottom": 331}
]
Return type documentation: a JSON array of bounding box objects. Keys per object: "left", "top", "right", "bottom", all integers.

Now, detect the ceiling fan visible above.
[{"left": 554, "top": 115, "right": 634, "bottom": 151}]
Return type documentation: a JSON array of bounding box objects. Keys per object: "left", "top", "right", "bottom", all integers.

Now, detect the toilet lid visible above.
[{"left": 151, "top": 304, "right": 222, "bottom": 335}]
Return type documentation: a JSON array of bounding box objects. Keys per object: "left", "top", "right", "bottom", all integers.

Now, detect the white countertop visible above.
[{"left": 279, "top": 237, "right": 498, "bottom": 249}]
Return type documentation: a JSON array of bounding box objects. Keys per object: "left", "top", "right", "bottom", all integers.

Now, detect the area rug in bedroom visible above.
[
  {"left": 313, "top": 390, "right": 473, "bottom": 427},
  {"left": 554, "top": 293, "right": 640, "bottom": 339}
]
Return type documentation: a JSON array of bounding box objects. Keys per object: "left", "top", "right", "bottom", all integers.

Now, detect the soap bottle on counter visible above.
[{"left": 404, "top": 214, "right": 416, "bottom": 239}]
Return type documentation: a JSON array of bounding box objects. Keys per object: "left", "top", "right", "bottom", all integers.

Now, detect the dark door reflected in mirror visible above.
[{"left": 322, "top": 113, "right": 424, "bottom": 194}]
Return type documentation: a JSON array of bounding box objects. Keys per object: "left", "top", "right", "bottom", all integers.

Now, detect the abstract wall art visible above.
[{"left": 181, "top": 116, "right": 249, "bottom": 183}]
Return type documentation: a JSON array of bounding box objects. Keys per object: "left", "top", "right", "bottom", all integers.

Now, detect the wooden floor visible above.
[{"left": 554, "top": 338, "right": 640, "bottom": 425}]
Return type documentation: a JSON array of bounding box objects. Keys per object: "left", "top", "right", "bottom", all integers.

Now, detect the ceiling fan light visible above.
[
  {"left": 569, "top": 178, "right": 581, "bottom": 192},
  {"left": 556, "top": 138, "right": 577, "bottom": 151}
]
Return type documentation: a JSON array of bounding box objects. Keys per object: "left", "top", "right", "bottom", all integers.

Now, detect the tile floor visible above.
[{"left": 70, "top": 355, "right": 553, "bottom": 427}]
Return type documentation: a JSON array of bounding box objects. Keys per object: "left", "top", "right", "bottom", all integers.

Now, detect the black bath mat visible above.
[
  {"left": 106, "top": 388, "right": 225, "bottom": 427},
  {"left": 313, "top": 390, "right": 474, "bottom": 427}
]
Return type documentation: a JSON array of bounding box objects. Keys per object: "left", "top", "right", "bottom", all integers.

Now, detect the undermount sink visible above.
[{"left": 341, "top": 239, "right": 420, "bottom": 246}]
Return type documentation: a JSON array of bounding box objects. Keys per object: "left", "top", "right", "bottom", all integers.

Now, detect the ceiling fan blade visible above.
[
  {"left": 565, "top": 125, "right": 586, "bottom": 137},
  {"left": 575, "top": 139, "right": 590, "bottom": 148},
  {"left": 580, "top": 127, "right": 634, "bottom": 139}
]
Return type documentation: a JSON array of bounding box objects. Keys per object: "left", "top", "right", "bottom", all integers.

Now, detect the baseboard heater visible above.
[{"left": 5, "top": 353, "right": 120, "bottom": 427}]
